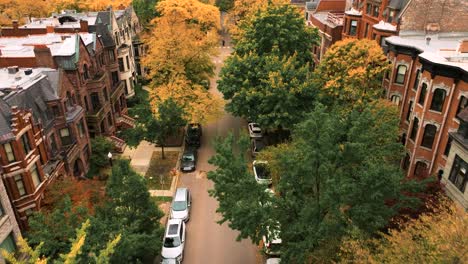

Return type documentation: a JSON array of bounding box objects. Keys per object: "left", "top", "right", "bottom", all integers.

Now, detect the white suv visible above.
[
  {"left": 161, "top": 219, "right": 186, "bottom": 262},
  {"left": 170, "top": 188, "right": 191, "bottom": 221}
]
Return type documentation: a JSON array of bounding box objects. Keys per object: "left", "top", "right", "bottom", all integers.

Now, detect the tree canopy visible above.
[
  {"left": 314, "top": 38, "right": 390, "bottom": 109},
  {"left": 209, "top": 103, "right": 421, "bottom": 262}
]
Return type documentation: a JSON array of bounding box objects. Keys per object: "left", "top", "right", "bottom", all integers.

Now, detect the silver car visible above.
[{"left": 170, "top": 188, "right": 191, "bottom": 222}]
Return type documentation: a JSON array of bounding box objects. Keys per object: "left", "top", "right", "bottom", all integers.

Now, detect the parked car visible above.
[
  {"left": 180, "top": 148, "right": 197, "bottom": 172},
  {"left": 251, "top": 138, "right": 265, "bottom": 157},
  {"left": 186, "top": 123, "right": 202, "bottom": 148},
  {"left": 161, "top": 219, "right": 186, "bottom": 262},
  {"left": 248, "top": 123, "right": 263, "bottom": 138},
  {"left": 263, "top": 224, "right": 282, "bottom": 256},
  {"left": 266, "top": 258, "right": 281, "bottom": 264},
  {"left": 253, "top": 160, "right": 272, "bottom": 185},
  {"left": 161, "top": 258, "right": 181, "bottom": 264},
  {"left": 170, "top": 188, "right": 191, "bottom": 222}
]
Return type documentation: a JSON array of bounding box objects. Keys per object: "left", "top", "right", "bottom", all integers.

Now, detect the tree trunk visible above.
[{"left": 161, "top": 144, "right": 165, "bottom": 160}]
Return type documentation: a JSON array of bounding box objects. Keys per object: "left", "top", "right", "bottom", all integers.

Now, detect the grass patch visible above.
[
  {"left": 150, "top": 196, "right": 173, "bottom": 205},
  {"left": 145, "top": 151, "right": 179, "bottom": 190}
]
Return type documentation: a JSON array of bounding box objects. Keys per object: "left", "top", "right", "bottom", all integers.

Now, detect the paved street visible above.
[{"left": 177, "top": 34, "right": 259, "bottom": 263}]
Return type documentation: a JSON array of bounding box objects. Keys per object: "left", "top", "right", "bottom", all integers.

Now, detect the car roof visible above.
[
  {"left": 166, "top": 219, "right": 182, "bottom": 236},
  {"left": 183, "top": 148, "right": 196, "bottom": 155},
  {"left": 174, "top": 188, "right": 188, "bottom": 201}
]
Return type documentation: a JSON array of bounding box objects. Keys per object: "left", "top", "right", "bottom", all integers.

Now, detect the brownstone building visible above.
[
  {"left": 306, "top": 0, "right": 348, "bottom": 63},
  {"left": 0, "top": 66, "right": 89, "bottom": 228},
  {"left": 0, "top": 31, "right": 131, "bottom": 150}
]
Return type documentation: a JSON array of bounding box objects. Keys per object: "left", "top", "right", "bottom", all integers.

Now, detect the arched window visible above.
[
  {"left": 430, "top": 89, "right": 446, "bottom": 112},
  {"left": 421, "top": 124, "right": 437, "bottom": 149},
  {"left": 414, "top": 161, "right": 428, "bottom": 178},
  {"left": 406, "top": 101, "right": 413, "bottom": 121},
  {"left": 402, "top": 153, "right": 410, "bottom": 171},
  {"left": 418, "top": 83, "right": 427, "bottom": 105},
  {"left": 413, "top": 69, "right": 421, "bottom": 90},
  {"left": 83, "top": 64, "right": 89, "bottom": 80},
  {"left": 394, "top": 65, "right": 407, "bottom": 84},
  {"left": 409, "top": 117, "right": 419, "bottom": 140},
  {"left": 391, "top": 95, "right": 401, "bottom": 106}
]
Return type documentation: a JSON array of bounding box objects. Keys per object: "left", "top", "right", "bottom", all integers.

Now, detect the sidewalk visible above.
[{"left": 122, "top": 140, "right": 182, "bottom": 176}]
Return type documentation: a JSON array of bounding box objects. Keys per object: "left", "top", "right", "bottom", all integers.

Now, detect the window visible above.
[
  {"left": 391, "top": 95, "right": 400, "bottom": 106},
  {"left": 21, "top": 134, "right": 31, "bottom": 155},
  {"left": 30, "top": 164, "right": 41, "bottom": 188},
  {"left": 14, "top": 175, "right": 26, "bottom": 196},
  {"left": 109, "top": 50, "right": 115, "bottom": 62},
  {"left": 414, "top": 161, "right": 428, "bottom": 178},
  {"left": 413, "top": 69, "right": 421, "bottom": 90},
  {"left": 50, "top": 133, "right": 57, "bottom": 154},
  {"left": 418, "top": 83, "right": 427, "bottom": 105},
  {"left": 456, "top": 96, "right": 468, "bottom": 118},
  {"left": 83, "top": 64, "right": 89, "bottom": 80},
  {"left": 114, "top": 32, "right": 119, "bottom": 45},
  {"left": 400, "top": 133, "right": 407, "bottom": 145},
  {"left": 124, "top": 80, "right": 129, "bottom": 95},
  {"left": 78, "top": 119, "right": 85, "bottom": 138},
  {"left": 444, "top": 137, "right": 453, "bottom": 156},
  {"left": 0, "top": 201, "right": 4, "bottom": 217},
  {"left": 126, "top": 56, "right": 130, "bottom": 71},
  {"left": 402, "top": 153, "right": 410, "bottom": 171},
  {"left": 52, "top": 105, "right": 60, "bottom": 117},
  {"left": 364, "top": 23, "right": 369, "bottom": 38},
  {"left": 394, "top": 65, "right": 407, "bottom": 84},
  {"left": 111, "top": 71, "right": 119, "bottom": 87},
  {"left": 60, "top": 128, "right": 72, "bottom": 146},
  {"left": 107, "top": 113, "right": 112, "bottom": 127},
  {"left": 421, "top": 124, "right": 437, "bottom": 149},
  {"left": 90, "top": 92, "right": 101, "bottom": 111},
  {"left": 406, "top": 101, "right": 413, "bottom": 121},
  {"left": 4, "top": 142, "right": 15, "bottom": 162},
  {"left": 118, "top": 58, "right": 125, "bottom": 72},
  {"left": 430, "top": 89, "right": 446, "bottom": 112},
  {"left": 349, "top": 20, "right": 357, "bottom": 36},
  {"left": 448, "top": 155, "right": 467, "bottom": 192},
  {"left": 387, "top": 9, "right": 396, "bottom": 23},
  {"left": 0, "top": 233, "right": 16, "bottom": 253},
  {"left": 134, "top": 46, "right": 140, "bottom": 57},
  {"left": 366, "top": 4, "right": 372, "bottom": 14},
  {"left": 409, "top": 117, "right": 419, "bottom": 140},
  {"left": 373, "top": 5, "right": 379, "bottom": 17}
]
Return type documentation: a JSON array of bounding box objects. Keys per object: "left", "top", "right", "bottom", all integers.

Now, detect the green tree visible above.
[
  {"left": 27, "top": 196, "right": 89, "bottom": 259},
  {"left": 88, "top": 137, "right": 114, "bottom": 177},
  {"left": 80, "top": 159, "right": 164, "bottom": 263},
  {"left": 234, "top": 4, "right": 317, "bottom": 62},
  {"left": 132, "top": 0, "right": 159, "bottom": 28},
  {"left": 215, "top": 0, "right": 233, "bottom": 11},
  {"left": 208, "top": 133, "right": 276, "bottom": 242},
  {"left": 218, "top": 50, "right": 316, "bottom": 129},
  {"left": 314, "top": 38, "right": 390, "bottom": 110},
  {"left": 209, "top": 103, "right": 420, "bottom": 263}
]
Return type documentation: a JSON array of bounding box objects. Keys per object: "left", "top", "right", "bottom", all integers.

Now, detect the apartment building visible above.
[
  {"left": 0, "top": 174, "right": 21, "bottom": 263},
  {"left": 305, "top": 0, "right": 348, "bottom": 64},
  {"left": 0, "top": 30, "right": 131, "bottom": 149}
]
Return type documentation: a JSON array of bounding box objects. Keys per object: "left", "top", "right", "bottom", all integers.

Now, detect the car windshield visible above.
[
  {"left": 252, "top": 127, "right": 261, "bottom": 132},
  {"left": 182, "top": 154, "right": 194, "bottom": 161},
  {"left": 164, "top": 237, "right": 181, "bottom": 248},
  {"left": 256, "top": 164, "right": 271, "bottom": 179},
  {"left": 172, "top": 201, "right": 187, "bottom": 211}
]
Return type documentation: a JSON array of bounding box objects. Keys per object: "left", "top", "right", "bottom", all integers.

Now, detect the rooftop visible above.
[
  {"left": 23, "top": 13, "right": 99, "bottom": 29},
  {"left": 0, "top": 67, "right": 58, "bottom": 98},
  {"left": 0, "top": 33, "right": 95, "bottom": 58},
  {"left": 386, "top": 32, "right": 468, "bottom": 72}
]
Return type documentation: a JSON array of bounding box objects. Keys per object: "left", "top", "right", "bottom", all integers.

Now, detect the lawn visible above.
[{"left": 145, "top": 151, "right": 179, "bottom": 190}]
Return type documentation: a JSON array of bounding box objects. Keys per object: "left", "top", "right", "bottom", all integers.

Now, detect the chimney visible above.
[
  {"left": 46, "top": 25, "right": 54, "bottom": 33},
  {"left": 426, "top": 37, "right": 431, "bottom": 45},
  {"left": 7, "top": 66, "right": 19, "bottom": 74},
  {"left": 459, "top": 40, "right": 468, "bottom": 53},
  {"left": 33, "top": 45, "right": 56, "bottom": 68},
  {"left": 24, "top": 68, "right": 33, "bottom": 75},
  {"left": 79, "top": 19, "right": 88, "bottom": 32},
  {"left": 12, "top": 20, "right": 18, "bottom": 29}
]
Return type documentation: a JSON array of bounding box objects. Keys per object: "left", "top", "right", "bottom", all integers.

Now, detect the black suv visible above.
[{"left": 185, "top": 123, "right": 202, "bottom": 148}]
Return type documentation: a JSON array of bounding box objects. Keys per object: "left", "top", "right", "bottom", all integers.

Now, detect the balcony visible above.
[
  {"left": 111, "top": 81, "right": 124, "bottom": 101},
  {"left": 327, "top": 12, "right": 344, "bottom": 26},
  {"left": 87, "top": 72, "right": 107, "bottom": 91},
  {"left": 65, "top": 105, "right": 84, "bottom": 123}
]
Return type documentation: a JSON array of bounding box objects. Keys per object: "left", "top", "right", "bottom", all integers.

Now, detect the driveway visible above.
[{"left": 176, "top": 20, "right": 259, "bottom": 264}]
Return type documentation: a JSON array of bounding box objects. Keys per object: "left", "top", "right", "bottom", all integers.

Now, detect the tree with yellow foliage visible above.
[
  {"left": 143, "top": 0, "right": 222, "bottom": 123},
  {"left": 339, "top": 198, "right": 468, "bottom": 264},
  {"left": 314, "top": 38, "right": 390, "bottom": 110},
  {"left": 0, "top": 0, "right": 49, "bottom": 25}
]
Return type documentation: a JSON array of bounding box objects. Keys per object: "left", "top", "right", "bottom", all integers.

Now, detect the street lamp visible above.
[{"left": 108, "top": 152, "right": 113, "bottom": 166}]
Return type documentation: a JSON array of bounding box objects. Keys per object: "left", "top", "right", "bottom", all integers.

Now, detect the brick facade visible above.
[{"left": 0, "top": 174, "right": 21, "bottom": 263}]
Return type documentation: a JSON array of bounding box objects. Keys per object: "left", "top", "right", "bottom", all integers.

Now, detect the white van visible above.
[{"left": 170, "top": 188, "right": 191, "bottom": 222}]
